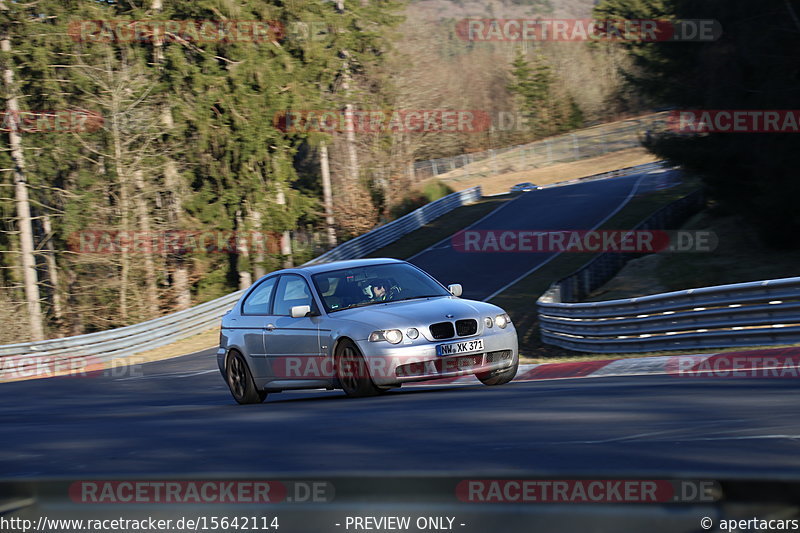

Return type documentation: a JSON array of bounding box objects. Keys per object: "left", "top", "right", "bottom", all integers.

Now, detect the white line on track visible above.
[
  {"left": 114, "top": 369, "right": 217, "bottom": 381},
  {"left": 406, "top": 194, "right": 522, "bottom": 261},
  {"left": 482, "top": 172, "right": 651, "bottom": 302}
]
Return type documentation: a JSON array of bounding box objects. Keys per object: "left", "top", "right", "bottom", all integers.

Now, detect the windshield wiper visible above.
[
  {"left": 332, "top": 301, "right": 379, "bottom": 312},
  {"left": 331, "top": 294, "right": 447, "bottom": 311},
  {"left": 393, "top": 294, "right": 447, "bottom": 302}
]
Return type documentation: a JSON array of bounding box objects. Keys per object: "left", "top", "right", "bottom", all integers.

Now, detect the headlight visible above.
[
  {"left": 484, "top": 317, "right": 493, "bottom": 328},
  {"left": 369, "top": 329, "right": 403, "bottom": 344},
  {"left": 495, "top": 313, "right": 511, "bottom": 329},
  {"left": 406, "top": 328, "right": 419, "bottom": 339}
]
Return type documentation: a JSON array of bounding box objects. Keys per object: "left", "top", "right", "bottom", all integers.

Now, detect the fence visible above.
[
  {"left": 0, "top": 186, "right": 482, "bottom": 378},
  {"left": 408, "top": 112, "right": 667, "bottom": 183}
]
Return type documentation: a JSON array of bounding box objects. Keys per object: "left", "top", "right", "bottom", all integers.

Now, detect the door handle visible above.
[{"left": 264, "top": 324, "right": 276, "bottom": 331}]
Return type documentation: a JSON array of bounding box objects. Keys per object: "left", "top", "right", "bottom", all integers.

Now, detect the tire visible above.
[
  {"left": 477, "top": 353, "right": 519, "bottom": 386},
  {"left": 225, "top": 351, "right": 267, "bottom": 404},
  {"left": 335, "top": 339, "right": 382, "bottom": 398}
]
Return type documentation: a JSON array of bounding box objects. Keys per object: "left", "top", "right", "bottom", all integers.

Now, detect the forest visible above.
[{"left": 0, "top": 0, "right": 655, "bottom": 342}]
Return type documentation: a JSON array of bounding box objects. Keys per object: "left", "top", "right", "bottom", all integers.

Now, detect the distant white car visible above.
[
  {"left": 510, "top": 182, "right": 540, "bottom": 192},
  {"left": 218, "top": 258, "right": 519, "bottom": 404}
]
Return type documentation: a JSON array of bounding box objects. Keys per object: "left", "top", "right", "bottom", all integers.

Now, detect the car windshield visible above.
[{"left": 312, "top": 263, "right": 450, "bottom": 312}]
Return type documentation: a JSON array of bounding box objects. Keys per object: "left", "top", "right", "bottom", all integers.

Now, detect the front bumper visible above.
[{"left": 355, "top": 326, "right": 519, "bottom": 386}]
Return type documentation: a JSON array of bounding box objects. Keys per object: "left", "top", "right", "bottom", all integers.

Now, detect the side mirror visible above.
[
  {"left": 448, "top": 284, "right": 463, "bottom": 297},
  {"left": 290, "top": 305, "right": 311, "bottom": 318}
]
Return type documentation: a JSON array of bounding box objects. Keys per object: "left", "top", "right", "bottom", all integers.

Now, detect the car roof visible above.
[{"left": 269, "top": 257, "right": 406, "bottom": 277}]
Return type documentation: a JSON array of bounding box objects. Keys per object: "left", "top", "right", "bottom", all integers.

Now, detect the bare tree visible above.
[
  {"left": 0, "top": 6, "right": 45, "bottom": 340},
  {"left": 73, "top": 50, "right": 170, "bottom": 323},
  {"left": 319, "top": 143, "right": 337, "bottom": 248},
  {"left": 151, "top": 0, "right": 191, "bottom": 311}
]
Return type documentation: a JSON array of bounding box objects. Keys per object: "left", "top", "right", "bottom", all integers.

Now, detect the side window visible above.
[
  {"left": 242, "top": 277, "right": 277, "bottom": 315},
  {"left": 273, "top": 275, "right": 314, "bottom": 316}
]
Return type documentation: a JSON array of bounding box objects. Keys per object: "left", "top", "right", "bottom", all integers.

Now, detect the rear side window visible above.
[{"left": 242, "top": 277, "right": 277, "bottom": 315}]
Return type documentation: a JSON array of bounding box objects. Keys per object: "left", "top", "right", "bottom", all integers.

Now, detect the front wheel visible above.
[
  {"left": 226, "top": 351, "right": 267, "bottom": 404},
  {"left": 477, "top": 354, "right": 519, "bottom": 386},
  {"left": 335, "top": 339, "right": 382, "bottom": 397}
]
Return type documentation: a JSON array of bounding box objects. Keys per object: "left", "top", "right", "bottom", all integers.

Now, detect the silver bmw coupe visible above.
[{"left": 217, "top": 258, "right": 519, "bottom": 404}]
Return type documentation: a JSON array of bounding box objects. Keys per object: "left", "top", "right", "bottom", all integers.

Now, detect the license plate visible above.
[{"left": 436, "top": 338, "right": 484, "bottom": 357}]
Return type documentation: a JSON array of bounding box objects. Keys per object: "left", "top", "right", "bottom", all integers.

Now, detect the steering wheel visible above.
[{"left": 387, "top": 285, "right": 402, "bottom": 301}]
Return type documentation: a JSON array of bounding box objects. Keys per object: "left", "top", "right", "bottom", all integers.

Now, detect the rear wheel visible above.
[
  {"left": 336, "top": 339, "right": 382, "bottom": 397},
  {"left": 477, "top": 354, "right": 519, "bottom": 386},
  {"left": 226, "top": 351, "right": 267, "bottom": 404}
]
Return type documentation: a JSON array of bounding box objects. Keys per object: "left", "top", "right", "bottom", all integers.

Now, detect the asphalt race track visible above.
[
  {"left": 6, "top": 171, "right": 798, "bottom": 480},
  {"left": 3, "top": 345, "right": 800, "bottom": 478},
  {"left": 409, "top": 168, "right": 677, "bottom": 301},
  {"left": 3, "top": 172, "right": 798, "bottom": 532}
]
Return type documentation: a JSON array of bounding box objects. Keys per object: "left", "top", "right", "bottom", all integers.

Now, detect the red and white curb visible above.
[{"left": 408, "top": 346, "right": 800, "bottom": 387}]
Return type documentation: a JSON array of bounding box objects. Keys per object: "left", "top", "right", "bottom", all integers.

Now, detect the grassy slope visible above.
[
  {"left": 587, "top": 210, "right": 800, "bottom": 302},
  {"left": 365, "top": 196, "right": 512, "bottom": 260}
]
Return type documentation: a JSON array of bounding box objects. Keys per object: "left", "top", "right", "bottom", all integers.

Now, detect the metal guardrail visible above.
[
  {"left": 536, "top": 187, "right": 800, "bottom": 353},
  {"left": 0, "top": 291, "right": 243, "bottom": 377},
  {"left": 538, "top": 277, "right": 800, "bottom": 353},
  {"left": 305, "top": 186, "right": 481, "bottom": 265},
  {"left": 0, "top": 186, "right": 482, "bottom": 376}
]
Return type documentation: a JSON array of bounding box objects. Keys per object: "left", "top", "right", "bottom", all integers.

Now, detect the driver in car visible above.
[{"left": 369, "top": 279, "right": 389, "bottom": 302}]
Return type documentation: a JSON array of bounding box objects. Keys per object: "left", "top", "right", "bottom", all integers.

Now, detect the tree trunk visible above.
[
  {"left": 275, "top": 188, "right": 293, "bottom": 268},
  {"left": 337, "top": 0, "right": 359, "bottom": 182},
  {"left": 65, "top": 270, "right": 84, "bottom": 336},
  {"left": 134, "top": 169, "right": 159, "bottom": 316},
  {"left": 110, "top": 98, "right": 131, "bottom": 322},
  {"left": 1, "top": 24, "right": 45, "bottom": 340},
  {"left": 249, "top": 208, "right": 266, "bottom": 279},
  {"left": 41, "top": 213, "right": 64, "bottom": 329},
  {"left": 235, "top": 210, "right": 252, "bottom": 290},
  {"left": 319, "top": 142, "right": 337, "bottom": 248},
  {"left": 151, "top": 0, "right": 191, "bottom": 310}
]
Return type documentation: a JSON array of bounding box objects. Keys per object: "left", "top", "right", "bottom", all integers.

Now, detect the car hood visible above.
[{"left": 330, "top": 296, "right": 503, "bottom": 330}]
